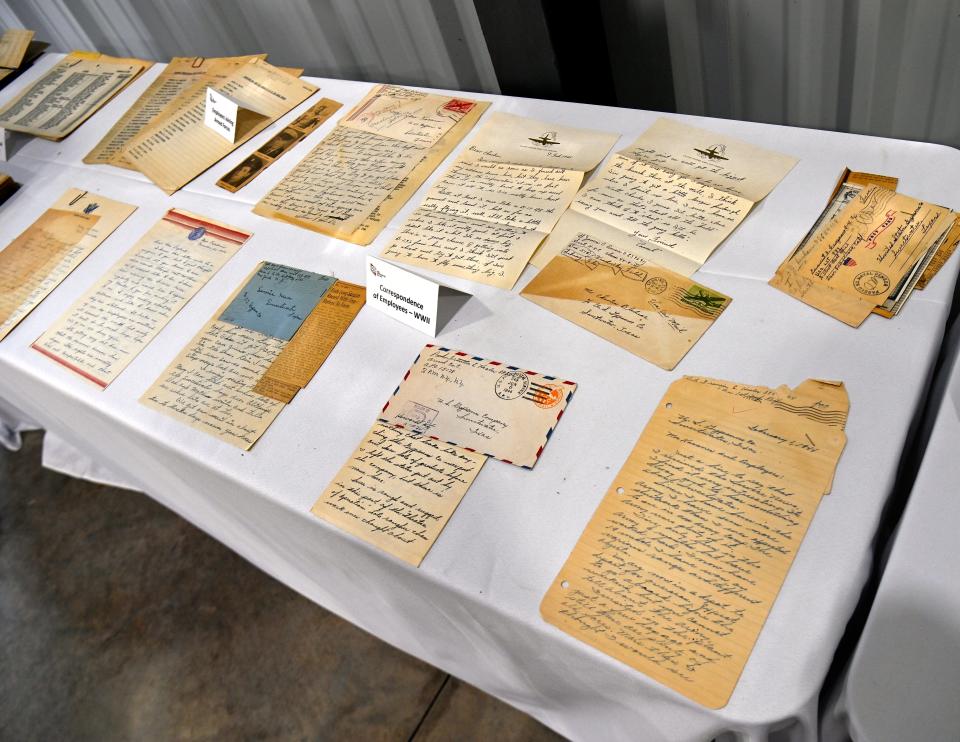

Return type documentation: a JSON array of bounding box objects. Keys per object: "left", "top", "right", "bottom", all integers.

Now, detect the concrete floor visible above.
[{"left": 0, "top": 432, "right": 563, "bottom": 741}]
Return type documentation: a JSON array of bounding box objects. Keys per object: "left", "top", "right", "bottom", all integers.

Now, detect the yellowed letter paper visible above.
[
  {"left": 122, "top": 58, "right": 317, "bottom": 194},
  {"left": 141, "top": 262, "right": 363, "bottom": 448},
  {"left": 33, "top": 210, "right": 249, "bottom": 388},
  {"left": 541, "top": 376, "right": 849, "bottom": 708},
  {"left": 0, "top": 189, "right": 136, "bottom": 341},
  {"left": 0, "top": 29, "right": 34, "bottom": 70},
  {"left": 311, "top": 422, "right": 486, "bottom": 565},
  {"left": 381, "top": 112, "right": 618, "bottom": 289},
  {"left": 253, "top": 85, "right": 489, "bottom": 245},
  {"left": 83, "top": 54, "right": 267, "bottom": 167}
]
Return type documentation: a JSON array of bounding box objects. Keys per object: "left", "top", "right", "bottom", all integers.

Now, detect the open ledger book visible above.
[
  {"left": 122, "top": 58, "right": 317, "bottom": 194},
  {"left": 83, "top": 53, "right": 269, "bottom": 168},
  {"left": 0, "top": 51, "right": 151, "bottom": 140}
]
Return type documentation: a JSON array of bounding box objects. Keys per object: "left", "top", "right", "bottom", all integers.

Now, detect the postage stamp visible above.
[{"left": 526, "top": 382, "right": 563, "bottom": 409}]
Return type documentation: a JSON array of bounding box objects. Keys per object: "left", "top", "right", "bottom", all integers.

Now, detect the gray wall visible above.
[
  {"left": 661, "top": 0, "right": 960, "bottom": 147},
  {"left": 0, "top": 0, "right": 499, "bottom": 93},
  {"left": 2, "top": 0, "right": 958, "bottom": 147}
]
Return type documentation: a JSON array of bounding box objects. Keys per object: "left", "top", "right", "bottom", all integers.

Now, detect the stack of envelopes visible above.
[{"left": 771, "top": 169, "right": 960, "bottom": 326}]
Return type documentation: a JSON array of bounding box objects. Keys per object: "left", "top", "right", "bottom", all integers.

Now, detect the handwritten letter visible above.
[
  {"left": 382, "top": 113, "right": 617, "bottom": 289},
  {"left": 541, "top": 376, "right": 848, "bottom": 707},
  {"left": 141, "top": 321, "right": 286, "bottom": 449},
  {"left": 254, "top": 85, "right": 488, "bottom": 245},
  {"left": 33, "top": 210, "right": 247, "bottom": 387},
  {"left": 537, "top": 118, "right": 797, "bottom": 273},
  {"left": 311, "top": 422, "right": 486, "bottom": 565}
]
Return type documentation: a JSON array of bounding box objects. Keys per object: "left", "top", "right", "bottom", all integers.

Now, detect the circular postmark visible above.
[
  {"left": 495, "top": 370, "right": 529, "bottom": 400},
  {"left": 644, "top": 277, "right": 668, "bottom": 295},
  {"left": 530, "top": 384, "right": 563, "bottom": 409},
  {"left": 853, "top": 270, "right": 890, "bottom": 296}
]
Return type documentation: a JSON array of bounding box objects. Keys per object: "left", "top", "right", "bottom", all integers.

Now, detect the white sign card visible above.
[
  {"left": 0, "top": 128, "right": 7, "bottom": 161},
  {"left": 366, "top": 256, "right": 470, "bottom": 336},
  {"left": 204, "top": 87, "right": 241, "bottom": 142}
]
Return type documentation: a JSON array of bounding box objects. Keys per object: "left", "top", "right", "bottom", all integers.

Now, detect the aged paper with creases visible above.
[
  {"left": 541, "top": 376, "right": 849, "bottom": 708},
  {"left": 381, "top": 112, "right": 618, "bottom": 289},
  {"left": 534, "top": 118, "right": 797, "bottom": 273},
  {"left": 0, "top": 51, "right": 150, "bottom": 140},
  {"left": 0, "top": 29, "right": 33, "bottom": 70},
  {"left": 521, "top": 234, "right": 731, "bottom": 370},
  {"left": 253, "top": 277, "right": 364, "bottom": 403},
  {"left": 122, "top": 58, "right": 316, "bottom": 194},
  {"left": 33, "top": 210, "right": 248, "bottom": 388},
  {"left": 0, "top": 189, "right": 137, "bottom": 342},
  {"left": 141, "top": 262, "right": 361, "bottom": 448},
  {"left": 311, "top": 422, "right": 486, "bottom": 565},
  {"left": 253, "top": 85, "right": 489, "bottom": 245},
  {"left": 216, "top": 97, "right": 342, "bottom": 193},
  {"left": 84, "top": 54, "right": 266, "bottom": 167},
  {"left": 379, "top": 344, "right": 576, "bottom": 468},
  {"left": 770, "top": 185, "right": 955, "bottom": 326}
]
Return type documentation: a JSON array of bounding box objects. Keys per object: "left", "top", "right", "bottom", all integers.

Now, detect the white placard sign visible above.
[
  {"left": 0, "top": 128, "right": 8, "bottom": 161},
  {"left": 204, "top": 87, "right": 240, "bottom": 142},
  {"left": 366, "top": 256, "right": 470, "bottom": 336}
]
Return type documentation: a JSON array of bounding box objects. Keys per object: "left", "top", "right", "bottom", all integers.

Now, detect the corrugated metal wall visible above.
[
  {"left": 0, "top": 0, "right": 499, "bottom": 94},
  {"left": 662, "top": 0, "right": 960, "bottom": 147},
  {"left": 2, "top": 0, "right": 959, "bottom": 147}
]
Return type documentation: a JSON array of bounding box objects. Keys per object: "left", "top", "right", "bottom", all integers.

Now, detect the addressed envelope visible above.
[
  {"left": 771, "top": 185, "right": 955, "bottom": 326},
  {"left": 379, "top": 345, "right": 577, "bottom": 468},
  {"left": 521, "top": 242, "right": 731, "bottom": 370}
]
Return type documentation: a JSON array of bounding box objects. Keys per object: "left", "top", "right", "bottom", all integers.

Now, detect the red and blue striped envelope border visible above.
[{"left": 379, "top": 344, "right": 577, "bottom": 469}]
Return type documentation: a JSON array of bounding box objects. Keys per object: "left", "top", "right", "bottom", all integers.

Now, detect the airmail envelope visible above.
[{"left": 379, "top": 344, "right": 577, "bottom": 468}]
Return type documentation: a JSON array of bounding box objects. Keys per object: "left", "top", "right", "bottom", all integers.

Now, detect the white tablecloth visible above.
[
  {"left": 2, "top": 55, "right": 959, "bottom": 742},
  {"left": 821, "top": 319, "right": 960, "bottom": 742}
]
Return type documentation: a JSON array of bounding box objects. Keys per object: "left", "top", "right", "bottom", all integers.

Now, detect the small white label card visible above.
[
  {"left": 366, "top": 256, "right": 470, "bottom": 336},
  {"left": 204, "top": 87, "right": 241, "bottom": 142},
  {"left": 0, "top": 127, "right": 8, "bottom": 161}
]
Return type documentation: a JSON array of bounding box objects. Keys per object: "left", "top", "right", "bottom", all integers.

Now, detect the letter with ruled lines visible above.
[
  {"left": 33, "top": 209, "right": 248, "bottom": 388},
  {"left": 122, "top": 58, "right": 316, "bottom": 194},
  {"left": 253, "top": 84, "right": 489, "bottom": 245},
  {"left": 541, "top": 376, "right": 849, "bottom": 708}
]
